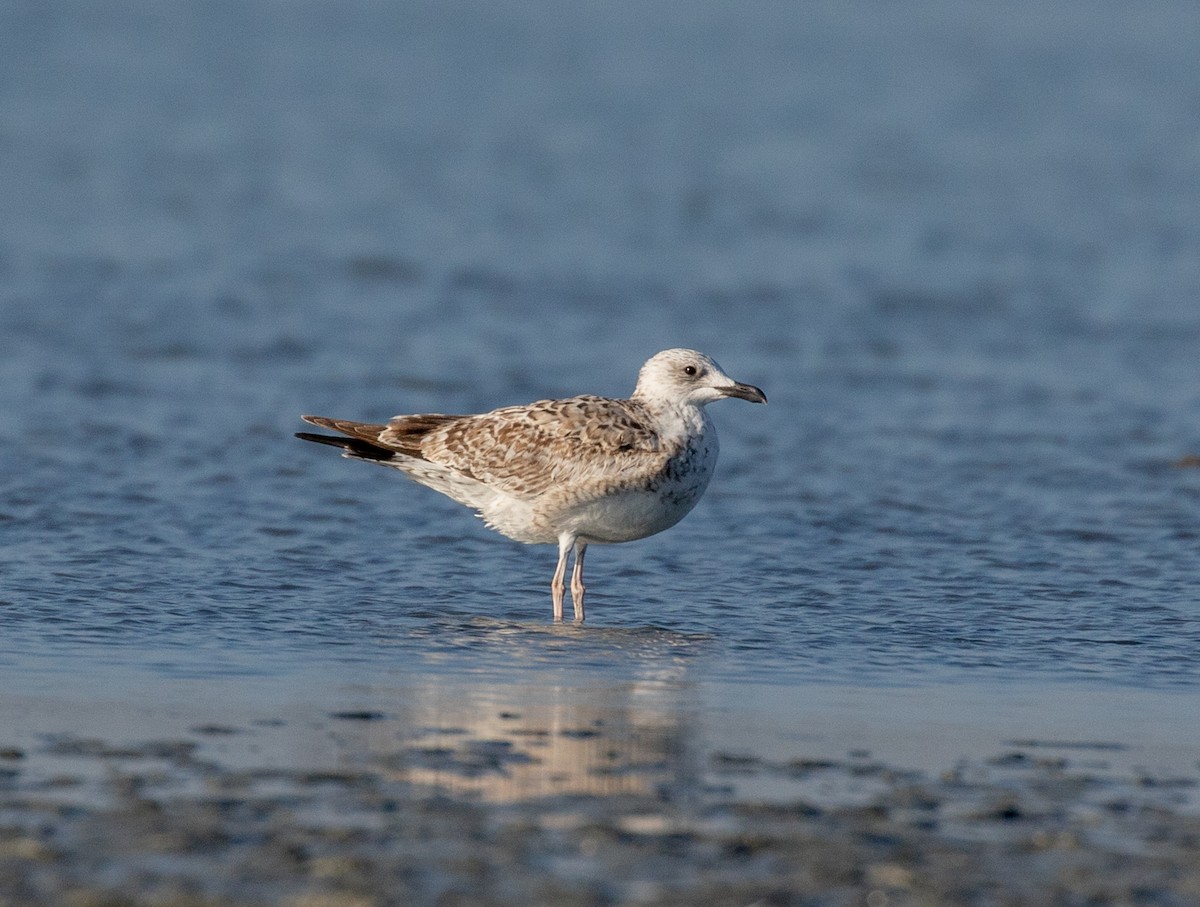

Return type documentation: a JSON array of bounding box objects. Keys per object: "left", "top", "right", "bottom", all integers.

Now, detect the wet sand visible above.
[{"left": 2, "top": 675, "right": 1198, "bottom": 906}]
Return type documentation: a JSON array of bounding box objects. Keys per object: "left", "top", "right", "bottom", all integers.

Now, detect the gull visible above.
[{"left": 296, "top": 348, "right": 766, "bottom": 622}]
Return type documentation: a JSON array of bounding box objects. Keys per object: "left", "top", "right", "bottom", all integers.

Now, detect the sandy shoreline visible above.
[{"left": 1, "top": 672, "right": 1198, "bottom": 905}]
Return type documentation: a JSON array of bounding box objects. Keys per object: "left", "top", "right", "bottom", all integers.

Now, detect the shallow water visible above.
[
  {"left": 2, "top": 0, "right": 1200, "bottom": 701},
  {"left": 4, "top": 8, "right": 1200, "bottom": 904}
]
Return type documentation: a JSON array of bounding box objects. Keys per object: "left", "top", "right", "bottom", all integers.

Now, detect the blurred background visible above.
[{"left": 1, "top": 1, "right": 1198, "bottom": 687}]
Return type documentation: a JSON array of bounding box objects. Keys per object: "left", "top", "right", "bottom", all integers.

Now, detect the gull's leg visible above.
[
  {"left": 551, "top": 535, "right": 572, "bottom": 622},
  {"left": 570, "top": 540, "right": 588, "bottom": 623}
]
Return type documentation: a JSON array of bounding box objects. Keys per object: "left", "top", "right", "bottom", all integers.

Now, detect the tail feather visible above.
[
  {"left": 297, "top": 412, "right": 461, "bottom": 463},
  {"left": 296, "top": 415, "right": 400, "bottom": 461},
  {"left": 294, "top": 431, "right": 395, "bottom": 461}
]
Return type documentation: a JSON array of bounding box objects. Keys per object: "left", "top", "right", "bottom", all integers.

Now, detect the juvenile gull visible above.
[{"left": 296, "top": 348, "right": 766, "bottom": 622}]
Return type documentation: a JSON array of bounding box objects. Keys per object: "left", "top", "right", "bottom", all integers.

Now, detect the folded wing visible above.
[{"left": 403, "top": 395, "right": 667, "bottom": 499}]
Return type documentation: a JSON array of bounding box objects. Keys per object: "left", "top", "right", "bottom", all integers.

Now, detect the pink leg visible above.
[
  {"left": 550, "top": 536, "right": 572, "bottom": 621},
  {"left": 570, "top": 540, "right": 588, "bottom": 623}
]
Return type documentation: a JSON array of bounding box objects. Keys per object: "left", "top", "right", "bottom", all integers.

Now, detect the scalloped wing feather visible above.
[{"left": 412, "top": 395, "right": 670, "bottom": 500}]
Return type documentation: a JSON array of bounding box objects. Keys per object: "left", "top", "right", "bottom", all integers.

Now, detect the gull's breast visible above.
[{"left": 568, "top": 433, "right": 719, "bottom": 544}]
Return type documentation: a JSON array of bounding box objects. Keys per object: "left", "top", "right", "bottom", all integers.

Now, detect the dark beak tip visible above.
[{"left": 726, "top": 383, "right": 767, "bottom": 404}]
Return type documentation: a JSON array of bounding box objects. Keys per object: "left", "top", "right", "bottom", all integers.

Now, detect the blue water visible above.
[{"left": 2, "top": 1, "right": 1199, "bottom": 693}]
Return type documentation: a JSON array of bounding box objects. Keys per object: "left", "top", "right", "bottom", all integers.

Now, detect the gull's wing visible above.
[
  {"left": 404, "top": 395, "right": 669, "bottom": 499},
  {"left": 298, "top": 414, "right": 462, "bottom": 460}
]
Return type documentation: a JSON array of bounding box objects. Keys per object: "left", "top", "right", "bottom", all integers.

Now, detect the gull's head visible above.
[{"left": 632, "top": 349, "right": 767, "bottom": 408}]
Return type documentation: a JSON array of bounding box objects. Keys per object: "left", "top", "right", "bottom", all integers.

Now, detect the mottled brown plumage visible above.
[{"left": 297, "top": 349, "right": 766, "bottom": 621}]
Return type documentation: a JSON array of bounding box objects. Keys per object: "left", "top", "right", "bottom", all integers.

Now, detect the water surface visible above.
[{"left": 1, "top": 1, "right": 1199, "bottom": 706}]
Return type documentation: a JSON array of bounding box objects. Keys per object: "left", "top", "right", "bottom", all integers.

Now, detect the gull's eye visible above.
[{"left": 683, "top": 365, "right": 698, "bottom": 377}]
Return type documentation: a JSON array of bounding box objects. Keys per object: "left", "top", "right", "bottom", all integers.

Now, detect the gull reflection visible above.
[{"left": 330, "top": 677, "right": 701, "bottom": 803}]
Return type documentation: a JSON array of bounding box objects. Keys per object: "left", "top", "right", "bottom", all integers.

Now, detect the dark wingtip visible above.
[
  {"left": 295, "top": 431, "right": 394, "bottom": 461},
  {"left": 296, "top": 431, "right": 334, "bottom": 444}
]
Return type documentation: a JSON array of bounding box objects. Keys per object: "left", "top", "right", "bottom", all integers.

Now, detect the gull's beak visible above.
[{"left": 721, "top": 381, "right": 767, "bottom": 404}]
